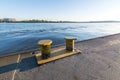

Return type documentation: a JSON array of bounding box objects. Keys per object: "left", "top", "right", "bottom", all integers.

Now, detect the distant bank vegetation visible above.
[
  {"left": 0, "top": 18, "right": 120, "bottom": 23},
  {"left": 0, "top": 19, "right": 2, "bottom": 22},
  {"left": 0, "top": 19, "right": 72, "bottom": 23},
  {"left": 17, "top": 20, "right": 70, "bottom": 23}
]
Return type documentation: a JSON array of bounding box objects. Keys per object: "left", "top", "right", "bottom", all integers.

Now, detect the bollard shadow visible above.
[
  {"left": 0, "top": 62, "right": 17, "bottom": 74},
  {"left": 18, "top": 56, "right": 38, "bottom": 72},
  {"left": 0, "top": 56, "right": 38, "bottom": 74}
]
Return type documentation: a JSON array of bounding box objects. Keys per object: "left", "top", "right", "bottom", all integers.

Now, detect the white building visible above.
[{"left": 3, "top": 18, "right": 16, "bottom": 22}]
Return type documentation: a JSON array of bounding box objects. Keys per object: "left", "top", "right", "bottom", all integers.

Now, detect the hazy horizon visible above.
[{"left": 0, "top": 0, "right": 120, "bottom": 21}]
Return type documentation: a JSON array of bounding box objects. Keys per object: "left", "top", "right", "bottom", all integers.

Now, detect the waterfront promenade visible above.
[{"left": 0, "top": 33, "right": 120, "bottom": 80}]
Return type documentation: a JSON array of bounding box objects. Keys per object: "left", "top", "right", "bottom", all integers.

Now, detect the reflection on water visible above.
[{"left": 0, "top": 23, "right": 120, "bottom": 56}]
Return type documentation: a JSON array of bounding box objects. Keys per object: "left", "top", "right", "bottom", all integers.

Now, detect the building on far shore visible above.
[{"left": 2, "top": 18, "right": 16, "bottom": 22}]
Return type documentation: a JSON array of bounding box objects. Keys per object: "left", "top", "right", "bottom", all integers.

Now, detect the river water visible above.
[{"left": 0, "top": 23, "right": 120, "bottom": 56}]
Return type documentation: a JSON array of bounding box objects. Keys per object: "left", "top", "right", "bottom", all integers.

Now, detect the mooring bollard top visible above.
[
  {"left": 65, "top": 37, "right": 77, "bottom": 40},
  {"left": 38, "top": 40, "right": 52, "bottom": 46}
]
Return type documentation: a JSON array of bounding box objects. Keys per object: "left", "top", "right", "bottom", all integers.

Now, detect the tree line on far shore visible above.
[
  {"left": 0, "top": 19, "right": 72, "bottom": 23},
  {"left": 0, "top": 19, "right": 2, "bottom": 22},
  {"left": 0, "top": 19, "right": 120, "bottom": 23}
]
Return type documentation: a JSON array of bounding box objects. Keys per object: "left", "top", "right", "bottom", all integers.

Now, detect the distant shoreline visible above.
[
  {"left": 1, "top": 21, "right": 120, "bottom": 23},
  {"left": 1, "top": 19, "right": 120, "bottom": 23}
]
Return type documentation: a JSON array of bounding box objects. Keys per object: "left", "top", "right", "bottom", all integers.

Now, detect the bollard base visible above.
[{"left": 35, "top": 48, "right": 81, "bottom": 65}]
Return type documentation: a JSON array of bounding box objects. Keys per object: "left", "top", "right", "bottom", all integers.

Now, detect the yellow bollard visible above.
[
  {"left": 65, "top": 37, "right": 77, "bottom": 51},
  {"left": 38, "top": 40, "right": 52, "bottom": 59},
  {"left": 35, "top": 38, "right": 80, "bottom": 65}
]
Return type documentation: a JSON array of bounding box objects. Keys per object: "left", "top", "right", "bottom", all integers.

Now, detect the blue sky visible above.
[{"left": 0, "top": 0, "right": 120, "bottom": 21}]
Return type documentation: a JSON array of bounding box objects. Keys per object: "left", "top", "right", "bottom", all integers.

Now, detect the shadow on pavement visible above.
[{"left": 0, "top": 56, "right": 38, "bottom": 74}]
